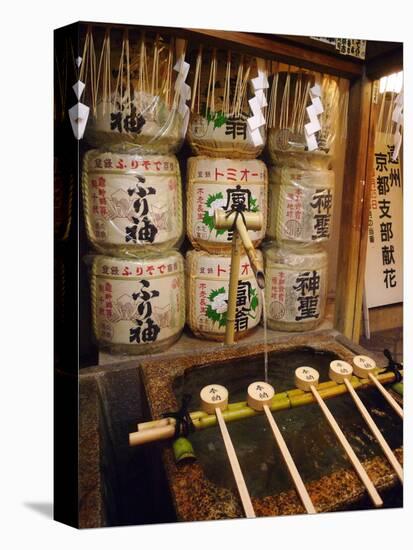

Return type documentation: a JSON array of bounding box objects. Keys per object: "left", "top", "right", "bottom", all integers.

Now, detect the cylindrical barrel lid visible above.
[
  {"left": 247, "top": 381, "right": 275, "bottom": 411},
  {"left": 295, "top": 366, "right": 320, "bottom": 391},
  {"left": 200, "top": 384, "right": 229, "bottom": 414},
  {"left": 329, "top": 360, "right": 353, "bottom": 384}
]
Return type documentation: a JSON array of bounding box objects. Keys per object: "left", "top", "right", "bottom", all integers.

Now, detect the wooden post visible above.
[{"left": 335, "top": 74, "right": 379, "bottom": 342}]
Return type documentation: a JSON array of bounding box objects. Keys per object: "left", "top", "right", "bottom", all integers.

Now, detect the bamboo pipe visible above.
[
  {"left": 295, "top": 366, "right": 383, "bottom": 508},
  {"left": 353, "top": 355, "right": 403, "bottom": 419},
  {"left": 200, "top": 384, "right": 256, "bottom": 518},
  {"left": 214, "top": 209, "right": 265, "bottom": 289},
  {"left": 225, "top": 230, "right": 242, "bottom": 346},
  {"left": 129, "top": 370, "right": 400, "bottom": 446}
]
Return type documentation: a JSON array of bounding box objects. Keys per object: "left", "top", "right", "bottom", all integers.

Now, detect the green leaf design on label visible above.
[
  {"left": 206, "top": 192, "right": 224, "bottom": 208},
  {"left": 206, "top": 109, "right": 228, "bottom": 129},
  {"left": 249, "top": 287, "right": 259, "bottom": 311},
  {"left": 249, "top": 197, "right": 259, "bottom": 212},
  {"left": 206, "top": 287, "right": 228, "bottom": 327}
]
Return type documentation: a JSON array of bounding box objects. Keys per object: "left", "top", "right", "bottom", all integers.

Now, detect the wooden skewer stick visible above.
[
  {"left": 247, "top": 382, "right": 316, "bottom": 514},
  {"left": 352, "top": 356, "right": 403, "bottom": 420},
  {"left": 295, "top": 367, "right": 383, "bottom": 508},
  {"left": 329, "top": 361, "right": 403, "bottom": 483},
  {"left": 200, "top": 384, "right": 255, "bottom": 519}
]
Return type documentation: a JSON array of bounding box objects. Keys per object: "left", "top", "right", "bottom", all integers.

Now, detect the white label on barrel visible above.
[
  {"left": 189, "top": 158, "right": 266, "bottom": 245},
  {"left": 94, "top": 255, "right": 184, "bottom": 345},
  {"left": 188, "top": 112, "right": 265, "bottom": 146},
  {"left": 85, "top": 153, "right": 181, "bottom": 246},
  {"left": 266, "top": 266, "right": 327, "bottom": 324},
  {"left": 275, "top": 185, "right": 334, "bottom": 242},
  {"left": 190, "top": 252, "right": 262, "bottom": 334}
]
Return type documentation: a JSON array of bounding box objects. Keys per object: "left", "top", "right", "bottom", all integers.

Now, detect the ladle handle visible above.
[
  {"left": 215, "top": 407, "right": 256, "bottom": 518},
  {"left": 343, "top": 379, "right": 403, "bottom": 483},
  {"left": 368, "top": 373, "right": 404, "bottom": 419},
  {"left": 263, "top": 405, "right": 316, "bottom": 514},
  {"left": 310, "top": 385, "right": 383, "bottom": 508}
]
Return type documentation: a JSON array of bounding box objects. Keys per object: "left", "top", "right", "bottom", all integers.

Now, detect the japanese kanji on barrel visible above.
[
  {"left": 82, "top": 151, "right": 183, "bottom": 257},
  {"left": 186, "top": 157, "right": 267, "bottom": 254},
  {"left": 90, "top": 252, "right": 185, "bottom": 354},
  {"left": 263, "top": 243, "right": 328, "bottom": 332},
  {"left": 267, "top": 167, "right": 335, "bottom": 244},
  {"left": 187, "top": 49, "right": 267, "bottom": 159},
  {"left": 83, "top": 31, "right": 189, "bottom": 154},
  {"left": 186, "top": 249, "right": 263, "bottom": 341}
]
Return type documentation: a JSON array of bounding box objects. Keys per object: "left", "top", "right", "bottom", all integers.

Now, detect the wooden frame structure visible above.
[
  {"left": 174, "top": 28, "right": 402, "bottom": 343},
  {"left": 75, "top": 22, "right": 403, "bottom": 343}
]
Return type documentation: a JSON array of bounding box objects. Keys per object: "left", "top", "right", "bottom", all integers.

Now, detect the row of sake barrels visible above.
[
  {"left": 90, "top": 245, "right": 328, "bottom": 354},
  {"left": 82, "top": 152, "right": 335, "bottom": 257},
  {"left": 78, "top": 28, "right": 342, "bottom": 165}
]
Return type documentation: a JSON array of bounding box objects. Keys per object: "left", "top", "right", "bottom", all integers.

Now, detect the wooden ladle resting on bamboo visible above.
[
  {"left": 200, "top": 384, "right": 256, "bottom": 519},
  {"left": 294, "top": 366, "right": 383, "bottom": 508},
  {"left": 247, "top": 381, "right": 316, "bottom": 514},
  {"left": 352, "top": 355, "right": 403, "bottom": 419},
  {"left": 329, "top": 360, "right": 403, "bottom": 483},
  {"left": 213, "top": 208, "right": 264, "bottom": 345}
]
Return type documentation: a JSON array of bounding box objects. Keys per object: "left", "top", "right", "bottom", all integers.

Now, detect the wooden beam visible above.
[
  {"left": 184, "top": 29, "right": 363, "bottom": 78},
  {"left": 366, "top": 46, "right": 403, "bottom": 80},
  {"left": 334, "top": 74, "right": 377, "bottom": 341}
]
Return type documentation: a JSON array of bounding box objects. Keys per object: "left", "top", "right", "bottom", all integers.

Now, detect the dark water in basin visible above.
[{"left": 173, "top": 348, "right": 403, "bottom": 500}]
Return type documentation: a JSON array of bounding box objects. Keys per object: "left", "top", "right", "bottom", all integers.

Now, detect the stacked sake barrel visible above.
[
  {"left": 185, "top": 49, "right": 269, "bottom": 340},
  {"left": 81, "top": 29, "right": 189, "bottom": 354},
  {"left": 264, "top": 71, "right": 341, "bottom": 331}
]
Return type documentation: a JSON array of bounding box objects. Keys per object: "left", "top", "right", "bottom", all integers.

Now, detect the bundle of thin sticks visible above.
[
  {"left": 189, "top": 47, "right": 261, "bottom": 119},
  {"left": 79, "top": 26, "right": 186, "bottom": 118},
  {"left": 267, "top": 64, "right": 349, "bottom": 144}
]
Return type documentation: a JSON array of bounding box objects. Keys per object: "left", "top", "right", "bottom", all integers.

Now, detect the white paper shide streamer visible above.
[
  {"left": 247, "top": 59, "right": 269, "bottom": 146},
  {"left": 68, "top": 56, "right": 90, "bottom": 140},
  {"left": 174, "top": 39, "right": 191, "bottom": 138},
  {"left": 304, "top": 83, "right": 324, "bottom": 152}
]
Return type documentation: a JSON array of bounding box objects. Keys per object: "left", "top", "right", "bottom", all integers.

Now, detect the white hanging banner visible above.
[{"left": 365, "top": 132, "right": 403, "bottom": 308}]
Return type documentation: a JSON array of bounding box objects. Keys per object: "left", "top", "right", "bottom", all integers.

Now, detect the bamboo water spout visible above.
[{"left": 214, "top": 208, "right": 264, "bottom": 345}]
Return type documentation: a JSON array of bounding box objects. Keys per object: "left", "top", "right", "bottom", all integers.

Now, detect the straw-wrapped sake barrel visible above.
[
  {"left": 186, "top": 249, "right": 263, "bottom": 341},
  {"left": 264, "top": 244, "right": 328, "bottom": 332},
  {"left": 83, "top": 32, "right": 188, "bottom": 154},
  {"left": 91, "top": 252, "right": 185, "bottom": 354},
  {"left": 267, "top": 167, "right": 335, "bottom": 244},
  {"left": 187, "top": 157, "right": 267, "bottom": 253},
  {"left": 187, "top": 49, "right": 267, "bottom": 158},
  {"left": 267, "top": 72, "right": 341, "bottom": 170},
  {"left": 82, "top": 151, "right": 183, "bottom": 257}
]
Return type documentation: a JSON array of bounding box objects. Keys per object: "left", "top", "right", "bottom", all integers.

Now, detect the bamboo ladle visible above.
[
  {"left": 294, "top": 366, "right": 383, "bottom": 508},
  {"left": 352, "top": 355, "right": 403, "bottom": 419},
  {"left": 247, "top": 381, "right": 316, "bottom": 514},
  {"left": 200, "top": 384, "right": 256, "bottom": 518},
  {"left": 329, "top": 360, "right": 403, "bottom": 483}
]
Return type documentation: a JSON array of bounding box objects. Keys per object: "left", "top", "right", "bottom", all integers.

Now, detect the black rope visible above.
[
  {"left": 225, "top": 203, "right": 248, "bottom": 233},
  {"left": 382, "top": 348, "right": 403, "bottom": 383},
  {"left": 161, "top": 394, "right": 195, "bottom": 439}
]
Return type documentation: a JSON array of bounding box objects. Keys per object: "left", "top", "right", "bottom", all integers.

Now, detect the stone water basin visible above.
[{"left": 140, "top": 332, "right": 403, "bottom": 521}]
